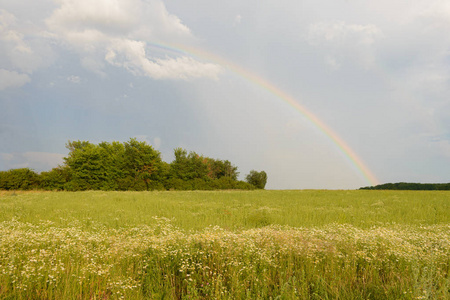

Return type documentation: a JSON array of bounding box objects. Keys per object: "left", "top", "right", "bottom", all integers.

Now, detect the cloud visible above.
[
  {"left": 153, "top": 137, "right": 162, "bottom": 150},
  {"left": 233, "top": 15, "right": 242, "bottom": 26},
  {"left": 374, "top": 1, "right": 450, "bottom": 140},
  {"left": 0, "top": 9, "right": 41, "bottom": 89},
  {"left": 134, "top": 135, "right": 162, "bottom": 149},
  {"left": 324, "top": 55, "right": 340, "bottom": 71},
  {"left": 417, "top": 0, "right": 450, "bottom": 28},
  {"left": 0, "top": 69, "right": 30, "bottom": 90},
  {"left": 67, "top": 75, "right": 81, "bottom": 83},
  {"left": 0, "top": 152, "right": 65, "bottom": 172},
  {"left": 46, "top": 0, "right": 221, "bottom": 80},
  {"left": 308, "top": 22, "right": 381, "bottom": 45},
  {"left": 307, "top": 21, "right": 383, "bottom": 69},
  {"left": 80, "top": 57, "right": 107, "bottom": 77},
  {"left": 105, "top": 38, "right": 221, "bottom": 79},
  {"left": 0, "top": 9, "right": 32, "bottom": 73}
]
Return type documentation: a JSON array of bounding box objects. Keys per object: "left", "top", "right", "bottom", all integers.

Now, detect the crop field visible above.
[{"left": 0, "top": 190, "right": 449, "bottom": 299}]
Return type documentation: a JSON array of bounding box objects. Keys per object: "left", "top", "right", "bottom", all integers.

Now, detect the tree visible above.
[
  {"left": 0, "top": 168, "right": 40, "bottom": 190},
  {"left": 213, "top": 159, "right": 239, "bottom": 180},
  {"left": 98, "top": 141, "right": 126, "bottom": 190},
  {"left": 40, "top": 165, "right": 71, "bottom": 190},
  {"left": 64, "top": 141, "right": 111, "bottom": 190},
  {"left": 245, "top": 170, "right": 268, "bottom": 189},
  {"left": 169, "top": 149, "right": 239, "bottom": 182},
  {"left": 0, "top": 138, "right": 261, "bottom": 191},
  {"left": 169, "top": 148, "right": 209, "bottom": 181},
  {"left": 123, "top": 138, "right": 163, "bottom": 191}
]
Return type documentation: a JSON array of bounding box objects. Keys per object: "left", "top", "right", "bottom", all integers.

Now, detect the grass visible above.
[
  {"left": 0, "top": 190, "right": 448, "bottom": 230},
  {"left": 0, "top": 190, "right": 449, "bottom": 299}
]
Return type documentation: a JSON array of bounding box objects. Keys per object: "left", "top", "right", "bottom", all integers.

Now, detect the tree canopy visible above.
[
  {"left": 0, "top": 138, "right": 265, "bottom": 191},
  {"left": 360, "top": 182, "right": 450, "bottom": 190},
  {"left": 245, "top": 170, "right": 268, "bottom": 189}
]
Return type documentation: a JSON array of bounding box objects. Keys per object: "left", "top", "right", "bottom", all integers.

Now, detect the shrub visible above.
[{"left": 0, "top": 168, "right": 40, "bottom": 190}]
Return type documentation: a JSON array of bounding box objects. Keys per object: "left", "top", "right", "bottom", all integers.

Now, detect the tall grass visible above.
[
  {"left": 0, "top": 190, "right": 448, "bottom": 230},
  {"left": 0, "top": 190, "right": 449, "bottom": 299}
]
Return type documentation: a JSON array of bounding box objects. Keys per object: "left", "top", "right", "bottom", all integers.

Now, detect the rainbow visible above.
[{"left": 148, "top": 42, "right": 379, "bottom": 186}]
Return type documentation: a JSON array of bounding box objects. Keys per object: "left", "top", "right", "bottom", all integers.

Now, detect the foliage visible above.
[
  {"left": 0, "top": 138, "right": 261, "bottom": 191},
  {"left": 0, "top": 168, "right": 40, "bottom": 190},
  {"left": 361, "top": 182, "right": 450, "bottom": 190},
  {"left": 39, "top": 166, "right": 71, "bottom": 190},
  {"left": 169, "top": 148, "right": 239, "bottom": 182},
  {"left": 62, "top": 139, "right": 165, "bottom": 191},
  {"left": 245, "top": 170, "right": 268, "bottom": 189},
  {"left": 122, "top": 139, "right": 164, "bottom": 191},
  {"left": 64, "top": 141, "right": 110, "bottom": 190}
]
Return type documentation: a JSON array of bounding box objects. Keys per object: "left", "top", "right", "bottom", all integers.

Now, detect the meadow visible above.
[{"left": 0, "top": 190, "right": 448, "bottom": 299}]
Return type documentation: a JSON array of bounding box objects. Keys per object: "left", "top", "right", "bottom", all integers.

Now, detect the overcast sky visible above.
[{"left": 1, "top": 0, "right": 449, "bottom": 189}]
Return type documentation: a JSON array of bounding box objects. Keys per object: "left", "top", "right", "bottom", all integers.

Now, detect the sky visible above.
[{"left": 1, "top": 0, "right": 449, "bottom": 189}]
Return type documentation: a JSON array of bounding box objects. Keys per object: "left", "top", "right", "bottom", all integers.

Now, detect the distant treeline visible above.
[
  {"left": 0, "top": 138, "right": 267, "bottom": 191},
  {"left": 360, "top": 182, "right": 450, "bottom": 190}
]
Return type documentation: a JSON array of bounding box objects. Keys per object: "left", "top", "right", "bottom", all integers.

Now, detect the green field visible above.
[{"left": 0, "top": 190, "right": 449, "bottom": 299}]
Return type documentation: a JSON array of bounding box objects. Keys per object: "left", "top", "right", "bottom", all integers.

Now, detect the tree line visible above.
[
  {"left": 360, "top": 182, "right": 450, "bottom": 190},
  {"left": 0, "top": 139, "right": 268, "bottom": 191}
]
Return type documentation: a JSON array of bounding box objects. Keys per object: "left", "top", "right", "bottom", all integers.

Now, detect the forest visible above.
[
  {"left": 0, "top": 138, "right": 267, "bottom": 191},
  {"left": 360, "top": 182, "right": 450, "bottom": 190}
]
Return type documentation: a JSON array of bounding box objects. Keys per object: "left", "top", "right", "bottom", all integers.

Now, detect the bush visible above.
[
  {"left": 39, "top": 166, "right": 70, "bottom": 191},
  {"left": 245, "top": 170, "right": 268, "bottom": 189},
  {"left": 0, "top": 168, "right": 40, "bottom": 190}
]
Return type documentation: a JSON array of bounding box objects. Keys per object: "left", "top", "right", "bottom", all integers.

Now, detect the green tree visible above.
[
  {"left": 98, "top": 141, "right": 126, "bottom": 190},
  {"left": 169, "top": 149, "right": 239, "bottom": 182},
  {"left": 0, "top": 168, "right": 40, "bottom": 190},
  {"left": 62, "top": 139, "right": 163, "bottom": 191},
  {"left": 169, "top": 148, "right": 209, "bottom": 181},
  {"left": 123, "top": 138, "right": 163, "bottom": 191},
  {"left": 245, "top": 170, "right": 268, "bottom": 189},
  {"left": 64, "top": 141, "right": 111, "bottom": 190},
  {"left": 210, "top": 159, "right": 239, "bottom": 180},
  {"left": 39, "top": 166, "right": 71, "bottom": 190}
]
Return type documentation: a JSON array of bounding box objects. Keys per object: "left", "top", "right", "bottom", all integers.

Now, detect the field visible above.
[{"left": 0, "top": 190, "right": 449, "bottom": 299}]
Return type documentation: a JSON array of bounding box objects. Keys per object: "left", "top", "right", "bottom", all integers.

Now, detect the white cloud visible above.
[
  {"left": 134, "top": 135, "right": 162, "bottom": 149},
  {"left": 0, "top": 69, "right": 30, "bottom": 90},
  {"left": 416, "top": 0, "right": 450, "bottom": 28},
  {"left": 105, "top": 38, "right": 221, "bottom": 79},
  {"left": 307, "top": 22, "right": 382, "bottom": 46},
  {"left": 47, "top": 0, "right": 139, "bottom": 35},
  {"left": 307, "top": 21, "right": 383, "bottom": 69},
  {"left": 80, "top": 57, "right": 107, "bottom": 77},
  {"left": 0, "top": 9, "right": 55, "bottom": 90},
  {"left": 0, "top": 10, "right": 41, "bottom": 74},
  {"left": 45, "top": 0, "right": 221, "bottom": 80},
  {"left": 0, "top": 153, "right": 14, "bottom": 162},
  {"left": 233, "top": 15, "right": 242, "bottom": 26},
  {"left": 435, "top": 140, "right": 450, "bottom": 158},
  {"left": 324, "top": 55, "right": 340, "bottom": 71},
  {"left": 67, "top": 75, "right": 81, "bottom": 83},
  {"left": 0, "top": 152, "right": 65, "bottom": 172}
]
